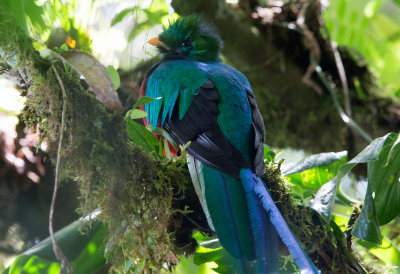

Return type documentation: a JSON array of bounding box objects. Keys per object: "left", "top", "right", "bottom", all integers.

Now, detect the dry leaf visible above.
[{"left": 61, "top": 50, "right": 123, "bottom": 112}]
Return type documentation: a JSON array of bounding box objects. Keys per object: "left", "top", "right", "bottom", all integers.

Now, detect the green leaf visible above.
[
  {"left": 174, "top": 255, "right": 216, "bottom": 274},
  {"left": 39, "top": 48, "right": 56, "bottom": 59},
  {"left": 306, "top": 133, "right": 400, "bottom": 244},
  {"left": 192, "top": 231, "right": 212, "bottom": 242},
  {"left": 52, "top": 44, "right": 69, "bottom": 54},
  {"left": 110, "top": 7, "right": 136, "bottom": 27},
  {"left": 282, "top": 151, "right": 347, "bottom": 175},
  {"left": 127, "top": 109, "right": 148, "bottom": 119},
  {"left": 309, "top": 180, "right": 337, "bottom": 221},
  {"left": 310, "top": 133, "right": 392, "bottom": 223},
  {"left": 60, "top": 43, "right": 68, "bottom": 52},
  {"left": 263, "top": 145, "right": 276, "bottom": 163},
  {"left": 8, "top": 255, "right": 60, "bottom": 274},
  {"left": 194, "top": 247, "right": 236, "bottom": 274},
  {"left": 312, "top": 134, "right": 390, "bottom": 219},
  {"left": 132, "top": 96, "right": 161, "bottom": 110},
  {"left": 283, "top": 151, "right": 346, "bottom": 204},
  {"left": 367, "top": 133, "right": 400, "bottom": 225},
  {"left": 194, "top": 247, "right": 224, "bottom": 265},
  {"left": 324, "top": 0, "right": 400, "bottom": 91},
  {"left": 153, "top": 127, "right": 178, "bottom": 152},
  {"left": 361, "top": 236, "right": 400, "bottom": 268},
  {"left": 352, "top": 186, "right": 382, "bottom": 244},
  {"left": 331, "top": 132, "right": 400, "bottom": 237},
  {"left": 61, "top": 50, "right": 123, "bottom": 111},
  {"left": 106, "top": 65, "right": 120, "bottom": 90},
  {"left": 24, "top": 0, "right": 46, "bottom": 33},
  {"left": 336, "top": 134, "right": 390, "bottom": 184},
  {"left": 285, "top": 152, "right": 346, "bottom": 191},
  {"left": 4, "top": 216, "right": 106, "bottom": 274},
  {"left": 7, "top": 0, "right": 28, "bottom": 33},
  {"left": 126, "top": 120, "right": 158, "bottom": 154}
]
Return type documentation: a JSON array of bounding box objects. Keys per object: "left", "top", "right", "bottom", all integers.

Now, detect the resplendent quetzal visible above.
[{"left": 141, "top": 15, "right": 319, "bottom": 274}]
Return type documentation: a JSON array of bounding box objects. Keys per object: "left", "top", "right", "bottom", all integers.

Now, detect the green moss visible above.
[
  {"left": 22, "top": 62, "right": 196, "bottom": 271},
  {"left": 0, "top": 5, "right": 196, "bottom": 270}
]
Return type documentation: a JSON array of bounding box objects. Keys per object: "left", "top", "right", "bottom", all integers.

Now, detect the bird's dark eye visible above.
[{"left": 181, "top": 37, "right": 192, "bottom": 48}]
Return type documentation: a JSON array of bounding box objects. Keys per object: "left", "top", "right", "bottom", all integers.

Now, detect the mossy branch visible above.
[
  {"left": 49, "top": 63, "right": 72, "bottom": 273},
  {"left": 0, "top": 3, "right": 196, "bottom": 270}
]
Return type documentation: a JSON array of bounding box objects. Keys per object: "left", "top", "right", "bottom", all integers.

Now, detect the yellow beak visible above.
[{"left": 147, "top": 36, "right": 169, "bottom": 49}]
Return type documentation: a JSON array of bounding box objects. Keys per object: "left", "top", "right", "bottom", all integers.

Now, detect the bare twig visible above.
[
  {"left": 328, "top": 36, "right": 357, "bottom": 154},
  {"left": 331, "top": 41, "right": 352, "bottom": 118},
  {"left": 311, "top": 58, "right": 373, "bottom": 143},
  {"left": 50, "top": 63, "right": 73, "bottom": 274},
  {"left": 183, "top": 214, "right": 212, "bottom": 233},
  {"left": 302, "top": 62, "right": 323, "bottom": 95},
  {"left": 297, "top": 1, "right": 323, "bottom": 95},
  {"left": 317, "top": 247, "right": 332, "bottom": 268}
]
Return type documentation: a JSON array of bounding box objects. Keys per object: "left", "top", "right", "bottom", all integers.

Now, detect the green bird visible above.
[{"left": 141, "top": 15, "right": 319, "bottom": 274}]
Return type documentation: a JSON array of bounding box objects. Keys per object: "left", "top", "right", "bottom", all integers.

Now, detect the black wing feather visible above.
[
  {"left": 163, "top": 80, "right": 250, "bottom": 179},
  {"left": 246, "top": 89, "right": 266, "bottom": 176},
  {"left": 158, "top": 79, "right": 265, "bottom": 178}
]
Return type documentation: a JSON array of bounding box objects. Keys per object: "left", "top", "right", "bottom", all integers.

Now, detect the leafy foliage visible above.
[
  {"left": 324, "top": 0, "right": 400, "bottom": 93},
  {"left": 3, "top": 217, "right": 106, "bottom": 274},
  {"left": 111, "top": 0, "right": 175, "bottom": 42},
  {"left": 284, "top": 151, "right": 347, "bottom": 201},
  {"left": 282, "top": 151, "right": 348, "bottom": 175},
  {"left": 125, "top": 96, "right": 174, "bottom": 158},
  {"left": 106, "top": 65, "right": 121, "bottom": 90},
  {"left": 367, "top": 133, "right": 400, "bottom": 225}
]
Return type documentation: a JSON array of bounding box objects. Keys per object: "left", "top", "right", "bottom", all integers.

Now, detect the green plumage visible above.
[
  {"left": 158, "top": 16, "right": 222, "bottom": 62},
  {"left": 202, "top": 166, "right": 255, "bottom": 261},
  {"left": 145, "top": 59, "right": 257, "bottom": 264},
  {"left": 146, "top": 61, "right": 209, "bottom": 128},
  {"left": 144, "top": 15, "right": 320, "bottom": 274}
]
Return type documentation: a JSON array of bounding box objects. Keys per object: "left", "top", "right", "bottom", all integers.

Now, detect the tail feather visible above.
[
  {"left": 241, "top": 172, "right": 279, "bottom": 273},
  {"left": 201, "top": 166, "right": 256, "bottom": 274},
  {"left": 263, "top": 215, "right": 279, "bottom": 273},
  {"left": 187, "top": 155, "right": 215, "bottom": 231},
  {"left": 241, "top": 169, "right": 320, "bottom": 274}
]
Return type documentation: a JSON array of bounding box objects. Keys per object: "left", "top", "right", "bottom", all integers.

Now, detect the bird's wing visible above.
[
  {"left": 163, "top": 80, "right": 250, "bottom": 179},
  {"left": 246, "top": 89, "right": 266, "bottom": 176},
  {"left": 145, "top": 60, "right": 210, "bottom": 129}
]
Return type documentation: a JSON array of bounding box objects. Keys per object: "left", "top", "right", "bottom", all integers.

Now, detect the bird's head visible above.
[{"left": 148, "top": 15, "right": 222, "bottom": 62}]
